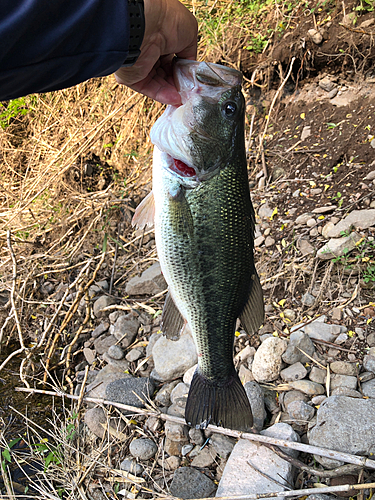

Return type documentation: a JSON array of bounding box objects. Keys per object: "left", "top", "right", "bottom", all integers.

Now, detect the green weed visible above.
[{"left": 0, "top": 97, "right": 30, "bottom": 128}]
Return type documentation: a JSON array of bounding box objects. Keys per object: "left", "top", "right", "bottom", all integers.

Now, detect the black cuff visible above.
[{"left": 122, "top": 0, "right": 145, "bottom": 67}]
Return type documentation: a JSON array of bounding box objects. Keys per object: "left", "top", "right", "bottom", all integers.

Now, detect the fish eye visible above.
[{"left": 222, "top": 101, "right": 237, "bottom": 117}]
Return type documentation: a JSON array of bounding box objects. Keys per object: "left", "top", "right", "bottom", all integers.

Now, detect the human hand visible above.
[{"left": 115, "top": 0, "right": 197, "bottom": 105}]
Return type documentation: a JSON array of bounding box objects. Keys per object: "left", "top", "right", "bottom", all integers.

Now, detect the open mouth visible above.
[{"left": 170, "top": 158, "right": 196, "bottom": 178}]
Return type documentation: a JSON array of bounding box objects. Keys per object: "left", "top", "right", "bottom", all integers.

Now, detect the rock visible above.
[
  {"left": 322, "top": 221, "right": 336, "bottom": 239},
  {"left": 359, "top": 371, "right": 374, "bottom": 383},
  {"left": 327, "top": 88, "right": 339, "bottom": 99},
  {"left": 209, "top": 433, "right": 236, "bottom": 459},
  {"left": 311, "top": 395, "right": 327, "bottom": 405},
  {"left": 283, "top": 309, "right": 296, "bottom": 322},
  {"left": 239, "top": 364, "right": 255, "bottom": 384},
  {"left": 362, "top": 379, "right": 375, "bottom": 397},
  {"left": 288, "top": 380, "right": 325, "bottom": 395},
  {"left": 262, "top": 423, "right": 301, "bottom": 457},
  {"left": 308, "top": 28, "right": 323, "bottom": 45},
  {"left": 306, "top": 495, "right": 333, "bottom": 500},
  {"left": 287, "top": 400, "right": 315, "bottom": 422},
  {"left": 167, "top": 400, "right": 187, "bottom": 418},
  {"left": 152, "top": 328, "right": 197, "bottom": 382},
  {"left": 363, "top": 350, "right": 375, "bottom": 373},
  {"left": 265, "top": 236, "right": 275, "bottom": 247},
  {"left": 306, "top": 218, "right": 316, "bottom": 228},
  {"left": 85, "top": 365, "right": 130, "bottom": 401},
  {"left": 308, "top": 396, "right": 375, "bottom": 468},
  {"left": 189, "top": 428, "right": 204, "bottom": 445},
  {"left": 170, "top": 382, "right": 189, "bottom": 404},
  {"left": 129, "top": 438, "right": 158, "bottom": 460},
  {"left": 125, "top": 347, "right": 143, "bottom": 362},
  {"left": 282, "top": 331, "right": 315, "bottom": 365},
  {"left": 93, "top": 296, "right": 117, "bottom": 318},
  {"left": 155, "top": 380, "right": 180, "bottom": 406},
  {"left": 305, "top": 322, "right": 341, "bottom": 343},
  {"left": 120, "top": 458, "right": 144, "bottom": 476},
  {"left": 183, "top": 364, "right": 197, "bottom": 385},
  {"left": 317, "top": 232, "right": 362, "bottom": 260},
  {"left": 92, "top": 321, "right": 110, "bottom": 338},
  {"left": 280, "top": 362, "right": 307, "bottom": 382},
  {"left": 254, "top": 235, "right": 265, "bottom": 247},
  {"left": 107, "top": 344, "right": 124, "bottom": 360},
  {"left": 258, "top": 202, "right": 274, "bottom": 219},
  {"left": 330, "top": 374, "right": 357, "bottom": 391},
  {"left": 125, "top": 262, "right": 167, "bottom": 296},
  {"left": 83, "top": 347, "right": 96, "bottom": 365},
  {"left": 367, "top": 333, "right": 375, "bottom": 347},
  {"left": 102, "top": 353, "right": 129, "bottom": 371},
  {"left": 165, "top": 437, "right": 188, "bottom": 456},
  {"left": 217, "top": 424, "right": 299, "bottom": 497},
  {"left": 93, "top": 334, "right": 117, "bottom": 355},
  {"left": 244, "top": 381, "right": 266, "bottom": 432},
  {"left": 297, "top": 238, "right": 315, "bottom": 256},
  {"left": 301, "top": 126, "right": 311, "bottom": 141},
  {"left": 84, "top": 407, "right": 125, "bottom": 439},
  {"left": 365, "top": 170, "right": 375, "bottom": 181},
  {"left": 165, "top": 421, "right": 189, "bottom": 442},
  {"left": 169, "top": 467, "right": 216, "bottom": 499},
  {"left": 112, "top": 314, "right": 140, "bottom": 347},
  {"left": 164, "top": 456, "right": 181, "bottom": 470},
  {"left": 295, "top": 213, "right": 313, "bottom": 225},
  {"left": 191, "top": 445, "right": 217, "bottom": 468},
  {"left": 282, "top": 390, "right": 308, "bottom": 412},
  {"left": 309, "top": 366, "right": 327, "bottom": 385},
  {"left": 301, "top": 292, "right": 315, "bottom": 307},
  {"left": 335, "top": 333, "right": 348, "bottom": 344},
  {"left": 182, "top": 444, "right": 194, "bottom": 456},
  {"left": 105, "top": 377, "right": 154, "bottom": 409},
  {"left": 319, "top": 77, "right": 335, "bottom": 92},
  {"left": 326, "top": 210, "right": 375, "bottom": 238},
  {"left": 331, "top": 387, "right": 362, "bottom": 398},
  {"left": 252, "top": 337, "right": 287, "bottom": 382},
  {"left": 145, "top": 416, "right": 162, "bottom": 432},
  {"left": 330, "top": 361, "right": 357, "bottom": 376}
]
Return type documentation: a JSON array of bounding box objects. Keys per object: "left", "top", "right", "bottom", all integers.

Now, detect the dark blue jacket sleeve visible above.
[{"left": 0, "top": 0, "right": 131, "bottom": 101}]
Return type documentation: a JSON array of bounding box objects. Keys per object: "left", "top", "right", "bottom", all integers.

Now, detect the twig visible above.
[
  {"left": 14, "top": 387, "right": 375, "bottom": 470},
  {"left": 6, "top": 231, "right": 24, "bottom": 349}
]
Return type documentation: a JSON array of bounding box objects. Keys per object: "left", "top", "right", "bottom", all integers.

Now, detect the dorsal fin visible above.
[
  {"left": 132, "top": 191, "right": 155, "bottom": 229},
  {"left": 239, "top": 272, "right": 264, "bottom": 335}
]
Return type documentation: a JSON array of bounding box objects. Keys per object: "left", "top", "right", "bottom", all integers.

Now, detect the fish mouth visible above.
[{"left": 163, "top": 153, "right": 220, "bottom": 186}]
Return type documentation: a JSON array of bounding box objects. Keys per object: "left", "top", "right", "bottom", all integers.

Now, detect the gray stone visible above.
[
  {"left": 330, "top": 361, "right": 357, "bottom": 376},
  {"left": 107, "top": 344, "right": 124, "bottom": 360},
  {"left": 327, "top": 88, "right": 339, "bottom": 99},
  {"left": 305, "top": 322, "right": 341, "bottom": 343},
  {"left": 301, "top": 126, "right": 311, "bottom": 141},
  {"left": 282, "top": 390, "right": 308, "bottom": 412},
  {"left": 254, "top": 235, "right": 265, "bottom": 247},
  {"left": 301, "top": 292, "right": 315, "bottom": 307},
  {"left": 280, "top": 362, "right": 307, "bottom": 382},
  {"left": 125, "top": 347, "right": 143, "bottom": 362},
  {"left": 167, "top": 400, "right": 187, "bottom": 418},
  {"left": 322, "top": 221, "right": 336, "bottom": 239},
  {"left": 287, "top": 400, "right": 315, "bottom": 422},
  {"left": 120, "top": 458, "right": 144, "bottom": 476},
  {"left": 359, "top": 371, "right": 374, "bottom": 383},
  {"left": 164, "top": 456, "right": 181, "bottom": 470},
  {"left": 284, "top": 309, "right": 296, "bottom": 322},
  {"left": 84, "top": 407, "right": 125, "bottom": 439},
  {"left": 319, "top": 77, "right": 335, "bottom": 92},
  {"left": 152, "top": 328, "right": 197, "bottom": 382},
  {"left": 102, "top": 353, "right": 130, "bottom": 371},
  {"left": 362, "top": 379, "right": 375, "bottom": 397},
  {"left": 288, "top": 380, "right": 325, "bottom": 395},
  {"left": 309, "top": 367, "right": 327, "bottom": 385},
  {"left": 308, "top": 396, "right": 375, "bottom": 468},
  {"left": 217, "top": 423, "right": 298, "bottom": 497},
  {"left": 363, "top": 351, "right": 375, "bottom": 373},
  {"left": 297, "top": 238, "right": 315, "bottom": 256},
  {"left": 189, "top": 428, "right": 205, "bottom": 446},
  {"left": 331, "top": 387, "right": 362, "bottom": 398},
  {"left": 112, "top": 314, "right": 140, "bottom": 347},
  {"left": 261, "top": 423, "right": 300, "bottom": 457},
  {"left": 125, "top": 262, "right": 167, "bottom": 296},
  {"left": 283, "top": 331, "right": 315, "bottom": 365},
  {"left": 164, "top": 421, "right": 189, "bottom": 442},
  {"left": 258, "top": 202, "right": 274, "bottom": 219},
  {"left": 85, "top": 365, "right": 131, "bottom": 401},
  {"left": 170, "top": 382, "right": 189, "bottom": 404},
  {"left": 105, "top": 377, "right": 154, "bottom": 409},
  {"left": 129, "top": 438, "right": 158, "bottom": 460},
  {"left": 93, "top": 334, "right": 117, "bottom": 355},
  {"left": 335, "top": 333, "right": 348, "bottom": 344},
  {"left": 83, "top": 347, "right": 96, "bottom": 365},
  {"left": 181, "top": 444, "right": 194, "bottom": 456},
  {"left": 244, "top": 381, "right": 267, "bottom": 432},
  {"left": 296, "top": 213, "right": 313, "bottom": 225},
  {"left": 169, "top": 467, "right": 216, "bottom": 499},
  {"left": 146, "top": 331, "right": 162, "bottom": 357},
  {"left": 330, "top": 374, "right": 357, "bottom": 391},
  {"left": 367, "top": 333, "right": 375, "bottom": 347},
  {"left": 365, "top": 170, "right": 375, "bottom": 181},
  {"left": 93, "top": 295, "right": 117, "bottom": 318},
  {"left": 252, "top": 337, "right": 287, "bottom": 382},
  {"left": 183, "top": 363, "right": 197, "bottom": 385},
  {"left": 326, "top": 210, "right": 375, "bottom": 238},
  {"left": 317, "top": 232, "right": 362, "bottom": 260},
  {"left": 265, "top": 236, "right": 275, "bottom": 247},
  {"left": 311, "top": 395, "right": 327, "bottom": 405},
  {"left": 190, "top": 445, "right": 217, "bottom": 468},
  {"left": 239, "top": 364, "right": 255, "bottom": 384},
  {"left": 210, "top": 433, "right": 236, "bottom": 459},
  {"left": 308, "top": 28, "right": 323, "bottom": 44},
  {"left": 92, "top": 321, "right": 109, "bottom": 338},
  {"left": 155, "top": 380, "right": 180, "bottom": 406}
]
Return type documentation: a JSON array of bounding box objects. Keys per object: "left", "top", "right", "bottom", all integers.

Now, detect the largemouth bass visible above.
[{"left": 133, "top": 60, "right": 264, "bottom": 430}]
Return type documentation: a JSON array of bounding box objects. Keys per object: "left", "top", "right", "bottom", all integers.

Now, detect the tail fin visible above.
[{"left": 185, "top": 368, "right": 253, "bottom": 431}]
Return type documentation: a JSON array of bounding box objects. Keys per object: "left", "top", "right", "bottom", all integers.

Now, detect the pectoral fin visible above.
[
  {"left": 239, "top": 272, "right": 264, "bottom": 335},
  {"left": 161, "top": 292, "right": 186, "bottom": 341},
  {"left": 132, "top": 191, "right": 155, "bottom": 229}
]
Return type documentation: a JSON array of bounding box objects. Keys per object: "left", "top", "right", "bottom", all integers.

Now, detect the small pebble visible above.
[
  {"left": 129, "top": 438, "right": 158, "bottom": 461},
  {"left": 126, "top": 347, "right": 143, "bottom": 362},
  {"left": 120, "top": 458, "right": 144, "bottom": 476},
  {"left": 287, "top": 400, "right": 315, "bottom": 421},
  {"left": 181, "top": 444, "right": 194, "bottom": 456},
  {"left": 107, "top": 344, "right": 124, "bottom": 360}
]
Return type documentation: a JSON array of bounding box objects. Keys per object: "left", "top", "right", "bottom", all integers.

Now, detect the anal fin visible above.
[
  {"left": 132, "top": 191, "right": 155, "bottom": 229},
  {"left": 161, "top": 292, "right": 186, "bottom": 341},
  {"left": 239, "top": 272, "right": 264, "bottom": 335}
]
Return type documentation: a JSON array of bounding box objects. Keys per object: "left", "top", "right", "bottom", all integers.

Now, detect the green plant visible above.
[
  {"left": 0, "top": 97, "right": 30, "bottom": 128},
  {"left": 355, "top": 0, "right": 374, "bottom": 12},
  {"left": 1, "top": 437, "right": 22, "bottom": 470}
]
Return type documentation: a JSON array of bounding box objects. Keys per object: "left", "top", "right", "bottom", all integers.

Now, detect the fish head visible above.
[{"left": 150, "top": 60, "right": 245, "bottom": 187}]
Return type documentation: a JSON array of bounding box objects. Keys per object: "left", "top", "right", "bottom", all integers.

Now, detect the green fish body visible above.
[{"left": 134, "top": 60, "right": 264, "bottom": 430}]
